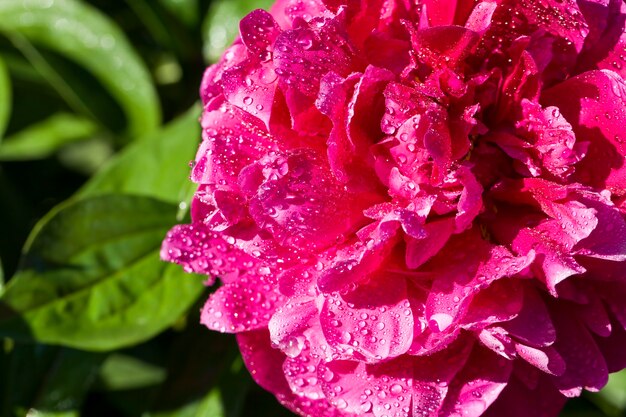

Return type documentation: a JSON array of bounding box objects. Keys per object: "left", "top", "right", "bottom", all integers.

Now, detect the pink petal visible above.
[
  {"left": 320, "top": 275, "right": 413, "bottom": 361},
  {"left": 483, "top": 374, "right": 566, "bottom": 417},
  {"left": 201, "top": 271, "right": 284, "bottom": 333},
  {"left": 268, "top": 296, "right": 325, "bottom": 357},
  {"left": 412, "top": 339, "right": 474, "bottom": 417},
  {"left": 409, "top": 25, "right": 480, "bottom": 68},
  {"left": 317, "top": 220, "right": 400, "bottom": 293},
  {"left": 319, "top": 357, "right": 413, "bottom": 416},
  {"left": 542, "top": 70, "right": 626, "bottom": 194},
  {"left": 194, "top": 97, "right": 279, "bottom": 188},
  {"left": 283, "top": 344, "right": 325, "bottom": 400},
  {"left": 161, "top": 224, "right": 254, "bottom": 280},
  {"left": 439, "top": 346, "right": 513, "bottom": 417},
  {"left": 425, "top": 230, "right": 534, "bottom": 334},
  {"left": 273, "top": 13, "right": 356, "bottom": 98},
  {"left": 405, "top": 217, "right": 455, "bottom": 269},
  {"left": 515, "top": 344, "right": 566, "bottom": 376},
  {"left": 549, "top": 305, "right": 609, "bottom": 395},
  {"left": 247, "top": 149, "right": 368, "bottom": 253},
  {"left": 238, "top": 329, "right": 346, "bottom": 417},
  {"left": 593, "top": 317, "right": 626, "bottom": 373},
  {"left": 454, "top": 165, "right": 484, "bottom": 232},
  {"left": 240, "top": 9, "right": 281, "bottom": 59},
  {"left": 503, "top": 286, "right": 556, "bottom": 347},
  {"left": 462, "top": 279, "right": 525, "bottom": 328}
]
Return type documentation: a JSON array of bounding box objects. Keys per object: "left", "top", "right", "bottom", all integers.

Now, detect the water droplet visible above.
[{"left": 360, "top": 401, "right": 373, "bottom": 412}]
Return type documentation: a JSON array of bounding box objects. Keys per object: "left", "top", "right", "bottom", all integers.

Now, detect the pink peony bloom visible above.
[{"left": 162, "top": 0, "right": 626, "bottom": 415}]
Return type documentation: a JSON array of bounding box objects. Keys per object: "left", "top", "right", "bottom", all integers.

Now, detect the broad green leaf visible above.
[
  {"left": 0, "top": 343, "right": 104, "bottom": 417},
  {"left": 0, "top": 0, "right": 161, "bottom": 139},
  {"left": 203, "top": 0, "right": 275, "bottom": 63},
  {"left": 0, "top": 113, "right": 97, "bottom": 160},
  {"left": 78, "top": 104, "right": 201, "bottom": 204},
  {"left": 99, "top": 353, "right": 167, "bottom": 391},
  {"left": 0, "top": 194, "right": 204, "bottom": 351},
  {"left": 158, "top": 0, "right": 199, "bottom": 27},
  {"left": 0, "top": 55, "right": 11, "bottom": 140}
]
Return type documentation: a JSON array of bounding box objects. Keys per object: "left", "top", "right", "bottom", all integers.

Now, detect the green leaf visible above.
[
  {"left": 0, "top": 0, "right": 161, "bottom": 139},
  {"left": 202, "top": 0, "right": 275, "bottom": 63},
  {"left": 0, "top": 113, "right": 98, "bottom": 160},
  {"left": 99, "top": 353, "right": 167, "bottom": 391},
  {"left": 78, "top": 104, "right": 201, "bottom": 205},
  {"left": 0, "top": 343, "right": 105, "bottom": 417},
  {"left": 0, "top": 194, "right": 204, "bottom": 351},
  {"left": 158, "top": 0, "right": 199, "bottom": 27},
  {"left": 0, "top": 55, "right": 11, "bottom": 141}
]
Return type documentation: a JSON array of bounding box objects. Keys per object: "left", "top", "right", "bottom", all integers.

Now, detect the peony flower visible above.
[{"left": 162, "top": 0, "right": 626, "bottom": 415}]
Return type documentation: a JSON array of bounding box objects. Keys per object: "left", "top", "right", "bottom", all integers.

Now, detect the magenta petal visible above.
[
  {"left": 412, "top": 340, "right": 474, "bottom": 416},
  {"left": 425, "top": 231, "right": 534, "bottom": 334},
  {"left": 221, "top": 62, "right": 277, "bottom": 128},
  {"left": 516, "top": 344, "right": 566, "bottom": 376},
  {"left": 317, "top": 220, "right": 399, "bottom": 293},
  {"left": 455, "top": 165, "right": 484, "bottom": 232},
  {"left": 240, "top": 9, "right": 281, "bottom": 59},
  {"left": 439, "top": 346, "right": 513, "bottom": 417},
  {"left": 462, "top": 279, "right": 524, "bottom": 328},
  {"left": 575, "top": 193, "right": 626, "bottom": 261},
  {"left": 504, "top": 287, "right": 556, "bottom": 347},
  {"left": 238, "top": 329, "right": 290, "bottom": 394},
  {"left": 320, "top": 276, "right": 413, "bottom": 361},
  {"left": 273, "top": 14, "right": 355, "bottom": 98},
  {"left": 165, "top": 0, "right": 626, "bottom": 415},
  {"left": 542, "top": 70, "right": 626, "bottom": 194},
  {"left": 268, "top": 297, "right": 324, "bottom": 357},
  {"left": 405, "top": 217, "right": 455, "bottom": 269},
  {"left": 594, "top": 317, "right": 626, "bottom": 373},
  {"left": 161, "top": 224, "right": 254, "bottom": 280},
  {"left": 578, "top": 291, "right": 612, "bottom": 337},
  {"left": 550, "top": 307, "right": 609, "bottom": 395},
  {"left": 483, "top": 374, "right": 566, "bottom": 417},
  {"left": 319, "top": 357, "right": 413, "bottom": 416},
  {"left": 248, "top": 149, "right": 367, "bottom": 253},
  {"left": 409, "top": 25, "right": 481, "bottom": 68},
  {"left": 238, "top": 329, "right": 345, "bottom": 417},
  {"left": 194, "top": 97, "right": 279, "bottom": 187},
  {"left": 283, "top": 345, "right": 325, "bottom": 400},
  {"left": 201, "top": 271, "right": 284, "bottom": 333}
]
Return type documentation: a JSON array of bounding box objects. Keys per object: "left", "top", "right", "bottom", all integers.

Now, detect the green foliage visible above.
[
  {"left": 0, "top": 194, "right": 204, "bottom": 351},
  {"left": 0, "top": 113, "right": 97, "bottom": 160},
  {"left": 78, "top": 104, "right": 201, "bottom": 204},
  {"left": 0, "top": 0, "right": 624, "bottom": 416},
  {"left": 0, "top": 55, "right": 11, "bottom": 140},
  {"left": 0, "top": 0, "right": 160, "bottom": 139}
]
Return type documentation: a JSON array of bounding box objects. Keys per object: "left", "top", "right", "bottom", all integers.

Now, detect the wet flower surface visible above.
[{"left": 162, "top": 0, "right": 626, "bottom": 416}]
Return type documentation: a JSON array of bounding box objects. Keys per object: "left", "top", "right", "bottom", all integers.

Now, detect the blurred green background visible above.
[{"left": 0, "top": 0, "right": 623, "bottom": 416}]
